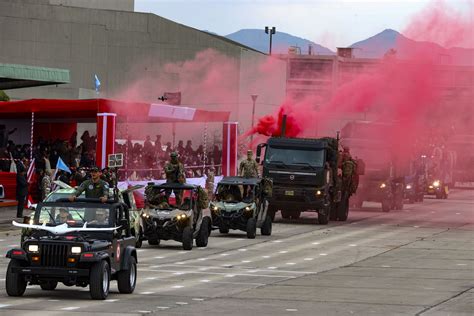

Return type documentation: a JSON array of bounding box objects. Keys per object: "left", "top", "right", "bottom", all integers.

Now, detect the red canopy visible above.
[{"left": 0, "top": 98, "right": 230, "bottom": 123}]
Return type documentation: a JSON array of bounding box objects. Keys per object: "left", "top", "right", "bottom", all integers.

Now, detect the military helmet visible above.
[{"left": 170, "top": 151, "right": 178, "bottom": 158}]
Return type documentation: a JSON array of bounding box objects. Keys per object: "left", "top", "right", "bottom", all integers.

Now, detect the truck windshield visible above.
[{"left": 265, "top": 147, "right": 325, "bottom": 167}]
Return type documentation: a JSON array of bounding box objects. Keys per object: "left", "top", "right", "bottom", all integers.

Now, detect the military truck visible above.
[
  {"left": 340, "top": 121, "right": 407, "bottom": 212},
  {"left": 256, "top": 116, "right": 359, "bottom": 224}
]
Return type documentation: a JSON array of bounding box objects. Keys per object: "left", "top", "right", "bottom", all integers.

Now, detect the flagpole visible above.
[{"left": 30, "top": 112, "right": 34, "bottom": 162}]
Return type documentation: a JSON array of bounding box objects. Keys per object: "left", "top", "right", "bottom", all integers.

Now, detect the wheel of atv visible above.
[
  {"left": 246, "top": 218, "right": 257, "bottom": 239},
  {"left": 117, "top": 256, "right": 137, "bottom": 294},
  {"left": 182, "top": 226, "right": 193, "bottom": 250},
  {"left": 6, "top": 259, "right": 27, "bottom": 297},
  {"left": 260, "top": 215, "right": 272, "bottom": 236},
  {"left": 381, "top": 200, "right": 391, "bottom": 212},
  {"left": 196, "top": 216, "right": 211, "bottom": 247},
  {"left": 89, "top": 260, "right": 110, "bottom": 300},
  {"left": 318, "top": 211, "right": 329, "bottom": 225},
  {"left": 148, "top": 238, "right": 160, "bottom": 246},
  {"left": 40, "top": 281, "right": 58, "bottom": 291},
  {"left": 219, "top": 225, "right": 229, "bottom": 234},
  {"left": 290, "top": 211, "right": 301, "bottom": 220},
  {"left": 267, "top": 206, "right": 276, "bottom": 221},
  {"left": 394, "top": 199, "right": 404, "bottom": 210},
  {"left": 337, "top": 195, "right": 349, "bottom": 221},
  {"left": 281, "top": 210, "right": 291, "bottom": 219}
]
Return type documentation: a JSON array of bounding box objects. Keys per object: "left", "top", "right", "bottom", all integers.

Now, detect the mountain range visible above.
[{"left": 225, "top": 28, "right": 473, "bottom": 65}]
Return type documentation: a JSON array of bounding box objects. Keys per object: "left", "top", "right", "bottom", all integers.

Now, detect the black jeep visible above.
[
  {"left": 210, "top": 177, "right": 273, "bottom": 239},
  {"left": 139, "top": 183, "right": 211, "bottom": 250},
  {"left": 6, "top": 199, "right": 138, "bottom": 300}
]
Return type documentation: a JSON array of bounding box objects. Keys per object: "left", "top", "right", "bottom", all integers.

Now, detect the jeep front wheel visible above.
[
  {"left": 182, "top": 226, "right": 193, "bottom": 250},
  {"left": 89, "top": 260, "right": 110, "bottom": 300},
  {"left": 6, "top": 259, "right": 27, "bottom": 297},
  {"left": 40, "top": 281, "right": 58, "bottom": 291},
  {"left": 117, "top": 256, "right": 137, "bottom": 294}
]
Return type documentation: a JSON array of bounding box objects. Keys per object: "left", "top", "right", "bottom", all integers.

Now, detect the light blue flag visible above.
[
  {"left": 56, "top": 157, "right": 71, "bottom": 173},
  {"left": 94, "top": 74, "right": 101, "bottom": 92}
]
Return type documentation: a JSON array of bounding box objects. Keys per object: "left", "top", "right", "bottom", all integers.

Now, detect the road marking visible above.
[
  {"left": 381, "top": 265, "right": 391, "bottom": 268},
  {"left": 456, "top": 213, "right": 460, "bottom": 215},
  {"left": 272, "top": 240, "right": 283, "bottom": 243},
  {"left": 0, "top": 278, "right": 5, "bottom": 281},
  {"left": 262, "top": 255, "right": 271, "bottom": 258},
  {"left": 47, "top": 300, "right": 60, "bottom": 302},
  {"left": 286, "top": 309, "right": 298, "bottom": 312},
  {"left": 137, "top": 311, "right": 151, "bottom": 314},
  {"left": 154, "top": 256, "right": 164, "bottom": 259},
  {"left": 137, "top": 249, "right": 146, "bottom": 252},
  {"left": 456, "top": 263, "right": 467, "bottom": 266},
  {"left": 173, "top": 272, "right": 185, "bottom": 275},
  {"left": 413, "top": 226, "right": 419, "bottom": 228},
  {"left": 105, "top": 299, "right": 119, "bottom": 302},
  {"left": 7, "top": 244, "right": 17, "bottom": 247},
  {"left": 225, "top": 274, "right": 235, "bottom": 277},
  {"left": 286, "top": 262, "right": 296, "bottom": 265},
  {"left": 178, "top": 251, "right": 188, "bottom": 254},
  {"left": 140, "top": 291, "right": 155, "bottom": 294},
  {"left": 175, "top": 262, "right": 186, "bottom": 265},
  {"left": 241, "top": 260, "right": 251, "bottom": 263},
  {"left": 236, "top": 238, "right": 245, "bottom": 241},
  {"left": 176, "top": 302, "right": 188, "bottom": 305},
  {"left": 157, "top": 306, "right": 170, "bottom": 310},
  {"left": 172, "top": 285, "right": 184, "bottom": 288},
  {"left": 0, "top": 305, "right": 10, "bottom": 308},
  {"left": 304, "top": 258, "right": 314, "bottom": 261},
  {"left": 197, "top": 258, "right": 208, "bottom": 261},
  {"left": 238, "top": 249, "right": 247, "bottom": 252},
  {"left": 267, "top": 266, "right": 277, "bottom": 269},
  {"left": 319, "top": 253, "right": 327, "bottom": 256},
  {"left": 197, "top": 247, "right": 207, "bottom": 250},
  {"left": 279, "top": 251, "right": 288, "bottom": 254},
  {"left": 200, "top": 279, "right": 210, "bottom": 283},
  {"left": 61, "top": 307, "right": 80, "bottom": 310},
  {"left": 146, "top": 277, "right": 157, "bottom": 280},
  {"left": 198, "top": 267, "right": 210, "bottom": 271},
  {"left": 220, "top": 253, "right": 229, "bottom": 256},
  {"left": 192, "top": 298, "right": 205, "bottom": 301},
  {"left": 312, "top": 242, "right": 320, "bottom": 245},
  {"left": 0, "top": 239, "right": 5, "bottom": 242},
  {"left": 349, "top": 244, "right": 357, "bottom": 247}
]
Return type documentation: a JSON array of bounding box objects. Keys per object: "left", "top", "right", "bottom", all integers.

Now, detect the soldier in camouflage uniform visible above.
[
  {"left": 69, "top": 166, "right": 109, "bottom": 202},
  {"left": 239, "top": 150, "right": 259, "bottom": 198},
  {"left": 40, "top": 169, "right": 52, "bottom": 201},
  {"left": 164, "top": 152, "right": 186, "bottom": 205}
]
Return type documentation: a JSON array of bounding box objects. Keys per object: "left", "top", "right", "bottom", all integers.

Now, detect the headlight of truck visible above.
[
  {"left": 28, "top": 244, "right": 39, "bottom": 253},
  {"left": 315, "top": 190, "right": 322, "bottom": 196},
  {"left": 433, "top": 180, "right": 440, "bottom": 187},
  {"left": 380, "top": 183, "right": 386, "bottom": 189},
  {"left": 406, "top": 184, "right": 412, "bottom": 190},
  {"left": 71, "top": 246, "right": 82, "bottom": 254}
]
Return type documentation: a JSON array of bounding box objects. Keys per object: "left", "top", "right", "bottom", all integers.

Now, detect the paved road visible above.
[{"left": 0, "top": 190, "right": 471, "bottom": 315}]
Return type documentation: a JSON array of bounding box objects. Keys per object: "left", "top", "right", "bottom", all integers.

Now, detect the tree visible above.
[{"left": 0, "top": 90, "right": 10, "bottom": 101}]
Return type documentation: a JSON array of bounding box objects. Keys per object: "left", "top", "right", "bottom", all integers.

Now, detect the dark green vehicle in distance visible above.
[
  {"left": 6, "top": 199, "right": 138, "bottom": 300},
  {"left": 210, "top": 177, "right": 273, "bottom": 239}
]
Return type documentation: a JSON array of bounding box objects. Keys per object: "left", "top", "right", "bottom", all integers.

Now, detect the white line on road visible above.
[
  {"left": 140, "top": 291, "right": 155, "bottom": 295},
  {"left": 156, "top": 306, "right": 170, "bottom": 310},
  {"left": 176, "top": 302, "right": 188, "bottom": 305},
  {"left": 61, "top": 307, "right": 80, "bottom": 310},
  {"left": 0, "top": 305, "right": 10, "bottom": 308},
  {"left": 172, "top": 285, "right": 184, "bottom": 288},
  {"left": 192, "top": 298, "right": 205, "bottom": 301}
]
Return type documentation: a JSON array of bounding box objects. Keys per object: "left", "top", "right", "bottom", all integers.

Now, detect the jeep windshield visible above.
[
  {"left": 36, "top": 206, "right": 112, "bottom": 227},
  {"left": 264, "top": 146, "right": 325, "bottom": 168},
  {"left": 216, "top": 184, "right": 255, "bottom": 203},
  {"left": 148, "top": 188, "right": 193, "bottom": 211}
]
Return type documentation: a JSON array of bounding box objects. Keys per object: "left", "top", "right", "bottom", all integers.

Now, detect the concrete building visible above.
[{"left": 0, "top": 0, "right": 286, "bottom": 147}]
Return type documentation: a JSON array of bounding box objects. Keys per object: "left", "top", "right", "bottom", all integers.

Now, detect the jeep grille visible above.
[{"left": 41, "top": 244, "right": 68, "bottom": 267}]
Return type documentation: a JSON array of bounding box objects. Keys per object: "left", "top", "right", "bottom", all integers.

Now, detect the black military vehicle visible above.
[
  {"left": 6, "top": 199, "right": 137, "bottom": 300},
  {"left": 139, "top": 183, "right": 210, "bottom": 250},
  {"left": 256, "top": 117, "right": 359, "bottom": 224},
  {"left": 210, "top": 177, "right": 273, "bottom": 238}
]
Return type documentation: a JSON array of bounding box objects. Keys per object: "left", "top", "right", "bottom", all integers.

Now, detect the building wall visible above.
[{"left": 49, "top": 0, "right": 134, "bottom": 11}]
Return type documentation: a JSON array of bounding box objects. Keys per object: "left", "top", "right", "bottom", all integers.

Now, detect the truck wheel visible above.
[
  {"left": 196, "top": 216, "right": 211, "bottom": 247},
  {"left": 330, "top": 204, "right": 338, "bottom": 221},
  {"left": 6, "top": 259, "right": 27, "bottom": 297},
  {"left": 117, "top": 256, "right": 137, "bottom": 294},
  {"left": 246, "top": 218, "right": 257, "bottom": 239},
  {"left": 90, "top": 260, "right": 110, "bottom": 300},
  {"left": 182, "top": 226, "right": 193, "bottom": 250},
  {"left": 337, "top": 196, "right": 349, "bottom": 221},
  {"left": 148, "top": 238, "right": 160, "bottom": 246},
  {"left": 290, "top": 211, "right": 301, "bottom": 220},
  {"left": 219, "top": 225, "right": 229, "bottom": 234},
  {"left": 281, "top": 210, "right": 291, "bottom": 219},
  {"left": 268, "top": 207, "right": 276, "bottom": 221},
  {"left": 395, "top": 199, "right": 404, "bottom": 210},
  {"left": 260, "top": 215, "right": 272, "bottom": 236},
  {"left": 40, "top": 281, "right": 58, "bottom": 291},
  {"left": 381, "top": 200, "right": 391, "bottom": 212}
]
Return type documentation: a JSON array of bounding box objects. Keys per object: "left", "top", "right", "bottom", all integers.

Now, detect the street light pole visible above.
[
  {"left": 265, "top": 26, "right": 276, "bottom": 55},
  {"left": 250, "top": 94, "right": 258, "bottom": 144}
]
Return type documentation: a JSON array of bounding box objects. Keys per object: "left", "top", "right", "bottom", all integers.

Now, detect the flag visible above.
[
  {"left": 27, "top": 158, "right": 35, "bottom": 183},
  {"left": 94, "top": 74, "right": 101, "bottom": 92},
  {"left": 56, "top": 157, "right": 71, "bottom": 173}
]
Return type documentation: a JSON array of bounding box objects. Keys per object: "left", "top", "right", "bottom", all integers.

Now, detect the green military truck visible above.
[{"left": 256, "top": 118, "right": 360, "bottom": 224}]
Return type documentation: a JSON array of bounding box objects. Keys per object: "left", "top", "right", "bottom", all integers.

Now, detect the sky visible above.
[{"left": 134, "top": 0, "right": 470, "bottom": 50}]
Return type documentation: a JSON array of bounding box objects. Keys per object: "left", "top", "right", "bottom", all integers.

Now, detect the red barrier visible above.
[{"left": 0, "top": 172, "right": 16, "bottom": 199}]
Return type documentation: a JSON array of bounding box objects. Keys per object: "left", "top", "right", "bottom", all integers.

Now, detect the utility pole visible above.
[
  {"left": 265, "top": 26, "right": 276, "bottom": 55},
  {"left": 250, "top": 94, "right": 258, "bottom": 143}
]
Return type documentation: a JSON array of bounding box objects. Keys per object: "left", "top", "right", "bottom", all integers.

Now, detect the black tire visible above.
[
  {"left": 117, "top": 256, "right": 137, "bottom": 294},
  {"left": 135, "top": 238, "right": 142, "bottom": 248},
  {"left": 290, "top": 211, "right": 301, "bottom": 220},
  {"left": 89, "top": 260, "right": 110, "bottom": 300},
  {"left": 260, "top": 215, "right": 272, "bottom": 236},
  {"left": 281, "top": 210, "right": 291, "bottom": 219},
  {"left": 337, "top": 196, "right": 349, "bottom": 221},
  {"left": 182, "top": 226, "right": 193, "bottom": 250},
  {"left": 196, "top": 217, "right": 211, "bottom": 247},
  {"left": 318, "top": 211, "right": 329, "bottom": 225},
  {"left": 435, "top": 192, "right": 443, "bottom": 199},
  {"left": 40, "top": 281, "right": 58, "bottom": 291},
  {"left": 6, "top": 259, "right": 27, "bottom": 297},
  {"left": 330, "top": 203, "right": 338, "bottom": 221},
  {"left": 267, "top": 206, "right": 276, "bottom": 221},
  {"left": 219, "top": 226, "right": 229, "bottom": 234},
  {"left": 246, "top": 218, "right": 257, "bottom": 239},
  {"left": 148, "top": 239, "right": 160, "bottom": 246},
  {"left": 381, "top": 200, "right": 391, "bottom": 212}
]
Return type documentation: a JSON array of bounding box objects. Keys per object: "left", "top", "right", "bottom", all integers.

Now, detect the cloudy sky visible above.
[{"left": 134, "top": 0, "right": 471, "bottom": 50}]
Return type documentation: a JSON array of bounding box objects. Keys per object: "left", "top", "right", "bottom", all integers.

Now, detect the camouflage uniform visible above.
[
  {"left": 74, "top": 179, "right": 109, "bottom": 199},
  {"left": 164, "top": 153, "right": 186, "bottom": 205},
  {"left": 239, "top": 159, "right": 259, "bottom": 178},
  {"left": 41, "top": 174, "right": 52, "bottom": 201}
]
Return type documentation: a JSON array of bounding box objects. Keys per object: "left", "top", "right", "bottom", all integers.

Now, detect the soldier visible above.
[
  {"left": 41, "top": 169, "right": 52, "bottom": 201},
  {"left": 164, "top": 152, "right": 185, "bottom": 205},
  {"left": 239, "top": 150, "right": 259, "bottom": 198},
  {"left": 69, "top": 166, "right": 109, "bottom": 202},
  {"left": 89, "top": 209, "right": 109, "bottom": 225}
]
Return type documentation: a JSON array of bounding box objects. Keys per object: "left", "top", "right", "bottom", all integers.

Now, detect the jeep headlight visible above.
[
  {"left": 433, "top": 180, "right": 440, "bottom": 187},
  {"left": 316, "top": 190, "right": 322, "bottom": 196},
  {"left": 71, "top": 246, "right": 82, "bottom": 254},
  {"left": 28, "top": 244, "right": 39, "bottom": 253},
  {"left": 176, "top": 214, "right": 187, "bottom": 221},
  {"left": 380, "top": 183, "right": 386, "bottom": 189}
]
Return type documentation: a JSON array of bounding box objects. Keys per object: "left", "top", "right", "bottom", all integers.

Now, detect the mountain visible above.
[
  {"left": 350, "top": 29, "right": 473, "bottom": 65},
  {"left": 225, "top": 29, "right": 334, "bottom": 55}
]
